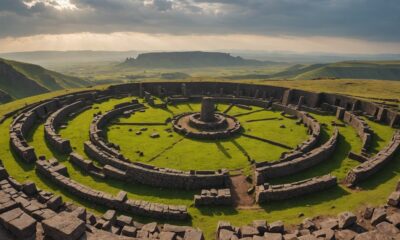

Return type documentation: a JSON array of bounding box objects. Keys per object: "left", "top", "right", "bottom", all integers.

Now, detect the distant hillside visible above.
[
  {"left": 0, "top": 50, "right": 140, "bottom": 66},
  {"left": 121, "top": 51, "right": 273, "bottom": 68},
  {"left": 0, "top": 58, "right": 91, "bottom": 102},
  {"left": 223, "top": 61, "right": 400, "bottom": 80},
  {"left": 292, "top": 61, "right": 400, "bottom": 80}
]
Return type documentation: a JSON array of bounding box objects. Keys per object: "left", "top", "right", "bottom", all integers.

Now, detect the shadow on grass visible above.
[
  {"left": 260, "top": 185, "right": 350, "bottom": 213},
  {"left": 216, "top": 142, "right": 232, "bottom": 159},
  {"left": 197, "top": 205, "right": 239, "bottom": 217},
  {"left": 231, "top": 139, "right": 250, "bottom": 159},
  {"left": 368, "top": 132, "right": 384, "bottom": 155}
]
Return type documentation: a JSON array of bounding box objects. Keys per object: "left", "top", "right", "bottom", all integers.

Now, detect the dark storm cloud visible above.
[{"left": 0, "top": 0, "right": 399, "bottom": 42}]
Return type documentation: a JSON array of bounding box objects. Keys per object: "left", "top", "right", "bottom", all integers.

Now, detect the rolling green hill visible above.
[
  {"left": 0, "top": 58, "right": 91, "bottom": 102},
  {"left": 293, "top": 61, "right": 400, "bottom": 80},
  {"left": 225, "top": 61, "right": 400, "bottom": 80}
]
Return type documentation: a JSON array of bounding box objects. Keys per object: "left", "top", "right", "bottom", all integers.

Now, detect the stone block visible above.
[
  {"left": 0, "top": 207, "right": 36, "bottom": 239},
  {"left": 42, "top": 212, "right": 85, "bottom": 240},
  {"left": 22, "top": 182, "right": 37, "bottom": 196},
  {"left": 338, "top": 211, "right": 357, "bottom": 229}
]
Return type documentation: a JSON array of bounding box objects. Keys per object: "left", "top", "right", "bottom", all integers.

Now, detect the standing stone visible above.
[
  {"left": 200, "top": 97, "right": 215, "bottom": 122},
  {"left": 181, "top": 83, "right": 187, "bottom": 97}
]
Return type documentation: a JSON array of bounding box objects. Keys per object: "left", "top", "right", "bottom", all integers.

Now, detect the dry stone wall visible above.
[
  {"left": 9, "top": 100, "right": 60, "bottom": 163},
  {"left": 194, "top": 188, "right": 232, "bottom": 206},
  {"left": 44, "top": 100, "right": 88, "bottom": 154},
  {"left": 336, "top": 107, "right": 374, "bottom": 153},
  {"left": 255, "top": 174, "right": 337, "bottom": 203},
  {"left": 35, "top": 159, "right": 189, "bottom": 220},
  {"left": 84, "top": 141, "right": 229, "bottom": 190},
  {"left": 89, "top": 102, "right": 144, "bottom": 160},
  {"left": 255, "top": 128, "right": 338, "bottom": 185},
  {"left": 345, "top": 131, "right": 400, "bottom": 186}
]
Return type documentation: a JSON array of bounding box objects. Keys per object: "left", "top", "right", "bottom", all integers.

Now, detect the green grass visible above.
[
  {"left": 0, "top": 85, "right": 399, "bottom": 239},
  {"left": 106, "top": 103, "right": 308, "bottom": 171}
]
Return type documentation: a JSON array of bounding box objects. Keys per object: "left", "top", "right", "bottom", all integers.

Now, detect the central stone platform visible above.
[{"left": 172, "top": 97, "right": 241, "bottom": 139}]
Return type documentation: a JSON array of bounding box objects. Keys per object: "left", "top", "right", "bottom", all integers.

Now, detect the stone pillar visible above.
[
  {"left": 262, "top": 91, "right": 267, "bottom": 100},
  {"left": 254, "top": 89, "right": 259, "bottom": 99},
  {"left": 336, "top": 107, "right": 345, "bottom": 120},
  {"left": 282, "top": 89, "right": 292, "bottom": 106},
  {"left": 157, "top": 86, "right": 163, "bottom": 97},
  {"left": 351, "top": 100, "right": 360, "bottom": 112},
  {"left": 200, "top": 97, "right": 215, "bottom": 122},
  {"left": 376, "top": 107, "right": 387, "bottom": 122},
  {"left": 139, "top": 83, "right": 143, "bottom": 98},
  {"left": 181, "top": 83, "right": 187, "bottom": 97},
  {"left": 219, "top": 88, "right": 224, "bottom": 96},
  {"left": 297, "top": 96, "right": 304, "bottom": 109}
]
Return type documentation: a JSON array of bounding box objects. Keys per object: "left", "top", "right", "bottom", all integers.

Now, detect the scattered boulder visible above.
[{"left": 338, "top": 211, "right": 357, "bottom": 229}]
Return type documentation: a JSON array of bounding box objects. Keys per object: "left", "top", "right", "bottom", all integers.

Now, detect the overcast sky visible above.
[{"left": 0, "top": 0, "right": 399, "bottom": 53}]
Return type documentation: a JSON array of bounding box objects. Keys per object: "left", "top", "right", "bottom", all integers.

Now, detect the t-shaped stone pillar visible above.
[{"left": 200, "top": 97, "right": 215, "bottom": 122}]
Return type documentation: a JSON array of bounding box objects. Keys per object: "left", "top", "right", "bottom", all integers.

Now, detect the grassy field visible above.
[
  {"left": 0, "top": 82, "right": 399, "bottom": 239},
  {"left": 106, "top": 102, "right": 308, "bottom": 172}
]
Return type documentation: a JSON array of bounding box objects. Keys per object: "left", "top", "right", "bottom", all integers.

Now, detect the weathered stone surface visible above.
[
  {"left": 71, "top": 207, "right": 86, "bottom": 221},
  {"left": 387, "top": 191, "right": 400, "bottom": 207},
  {"left": 338, "top": 211, "right": 357, "bottom": 229},
  {"left": 159, "top": 231, "right": 176, "bottom": 240},
  {"left": 116, "top": 215, "right": 132, "bottom": 227},
  {"left": 240, "top": 226, "right": 259, "bottom": 238},
  {"left": 102, "top": 210, "right": 116, "bottom": 223},
  {"left": 298, "top": 234, "right": 317, "bottom": 240},
  {"left": 387, "top": 212, "right": 400, "bottom": 228},
  {"left": 301, "top": 218, "right": 316, "bottom": 231},
  {"left": 252, "top": 220, "right": 268, "bottom": 234},
  {"left": 318, "top": 219, "right": 338, "bottom": 230},
  {"left": 313, "top": 228, "right": 334, "bottom": 240},
  {"left": 363, "top": 207, "right": 374, "bottom": 220},
  {"left": 0, "top": 207, "right": 36, "bottom": 239},
  {"left": 121, "top": 225, "right": 137, "bottom": 237},
  {"left": 334, "top": 229, "right": 358, "bottom": 240},
  {"left": 264, "top": 232, "right": 283, "bottom": 240},
  {"left": 42, "top": 213, "right": 86, "bottom": 240},
  {"left": 269, "top": 221, "right": 284, "bottom": 233},
  {"left": 22, "top": 181, "right": 37, "bottom": 196},
  {"left": 375, "top": 221, "right": 399, "bottom": 235},
  {"left": 219, "top": 229, "right": 236, "bottom": 240},
  {"left": 354, "top": 230, "right": 392, "bottom": 240},
  {"left": 142, "top": 222, "right": 158, "bottom": 233},
  {"left": 184, "top": 229, "right": 204, "bottom": 240},
  {"left": 46, "top": 195, "right": 63, "bottom": 211},
  {"left": 370, "top": 207, "right": 386, "bottom": 226}
]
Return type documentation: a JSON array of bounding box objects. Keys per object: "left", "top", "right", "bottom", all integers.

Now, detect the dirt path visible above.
[{"left": 230, "top": 175, "right": 255, "bottom": 207}]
